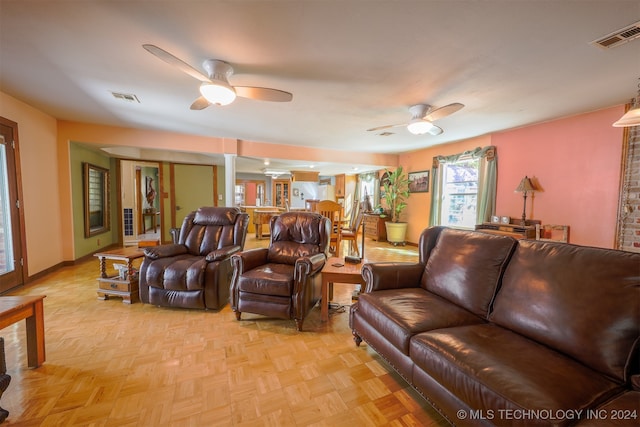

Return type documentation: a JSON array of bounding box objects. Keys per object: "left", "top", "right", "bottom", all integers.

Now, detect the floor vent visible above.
[
  {"left": 111, "top": 91, "right": 140, "bottom": 103},
  {"left": 591, "top": 21, "right": 640, "bottom": 49}
]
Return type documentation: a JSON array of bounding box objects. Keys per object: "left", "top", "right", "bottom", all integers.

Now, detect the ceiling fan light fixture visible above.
[
  {"left": 407, "top": 119, "right": 435, "bottom": 135},
  {"left": 199, "top": 81, "right": 236, "bottom": 106}
]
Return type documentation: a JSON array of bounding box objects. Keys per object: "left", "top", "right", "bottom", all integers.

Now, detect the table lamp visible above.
[{"left": 515, "top": 176, "right": 535, "bottom": 226}]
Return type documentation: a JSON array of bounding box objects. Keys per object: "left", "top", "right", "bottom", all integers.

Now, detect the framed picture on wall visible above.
[
  {"left": 408, "top": 170, "right": 430, "bottom": 193},
  {"left": 293, "top": 188, "right": 300, "bottom": 197}
]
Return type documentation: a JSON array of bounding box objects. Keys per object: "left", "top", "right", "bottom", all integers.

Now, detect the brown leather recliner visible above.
[
  {"left": 230, "top": 211, "right": 330, "bottom": 331},
  {"left": 139, "top": 207, "right": 249, "bottom": 310}
]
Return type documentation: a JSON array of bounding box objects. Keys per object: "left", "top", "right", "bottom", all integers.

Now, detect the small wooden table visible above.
[
  {"left": 142, "top": 211, "right": 160, "bottom": 233},
  {"left": 0, "top": 295, "right": 46, "bottom": 368},
  {"left": 95, "top": 247, "right": 145, "bottom": 304},
  {"left": 320, "top": 257, "right": 366, "bottom": 322}
]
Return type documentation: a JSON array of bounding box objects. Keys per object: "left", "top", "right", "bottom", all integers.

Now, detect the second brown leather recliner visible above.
[{"left": 230, "top": 211, "right": 330, "bottom": 331}]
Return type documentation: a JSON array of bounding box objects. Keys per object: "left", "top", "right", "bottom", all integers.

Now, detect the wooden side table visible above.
[
  {"left": 320, "top": 257, "right": 365, "bottom": 322},
  {"left": 94, "top": 247, "right": 145, "bottom": 304}
]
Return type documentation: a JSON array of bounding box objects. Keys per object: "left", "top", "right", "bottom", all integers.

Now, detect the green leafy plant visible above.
[{"left": 381, "top": 166, "right": 410, "bottom": 223}]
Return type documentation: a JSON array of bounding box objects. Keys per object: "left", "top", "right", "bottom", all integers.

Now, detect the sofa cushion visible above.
[
  {"left": 490, "top": 240, "right": 640, "bottom": 382},
  {"left": 411, "top": 324, "right": 624, "bottom": 427},
  {"left": 356, "top": 288, "right": 486, "bottom": 355},
  {"left": 422, "top": 228, "right": 517, "bottom": 318},
  {"left": 237, "top": 263, "right": 294, "bottom": 297}
]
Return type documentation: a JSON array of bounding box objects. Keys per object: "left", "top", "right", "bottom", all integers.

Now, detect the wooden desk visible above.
[
  {"left": 95, "top": 247, "right": 145, "bottom": 304},
  {"left": 320, "top": 257, "right": 365, "bottom": 322},
  {"left": 0, "top": 295, "right": 46, "bottom": 368}
]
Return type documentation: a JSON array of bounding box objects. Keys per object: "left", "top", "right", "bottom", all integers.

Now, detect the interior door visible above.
[
  {"left": 173, "top": 164, "right": 214, "bottom": 227},
  {"left": 0, "top": 118, "right": 24, "bottom": 292}
]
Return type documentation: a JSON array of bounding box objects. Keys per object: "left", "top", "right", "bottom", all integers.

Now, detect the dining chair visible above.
[{"left": 316, "top": 200, "right": 343, "bottom": 257}]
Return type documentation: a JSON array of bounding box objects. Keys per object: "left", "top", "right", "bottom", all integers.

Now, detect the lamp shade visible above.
[
  {"left": 407, "top": 119, "right": 435, "bottom": 135},
  {"left": 199, "top": 81, "right": 236, "bottom": 106},
  {"left": 613, "top": 105, "right": 640, "bottom": 127},
  {"left": 515, "top": 176, "right": 535, "bottom": 193}
]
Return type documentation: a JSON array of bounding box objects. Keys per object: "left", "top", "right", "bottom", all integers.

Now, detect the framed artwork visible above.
[
  {"left": 491, "top": 215, "right": 500, "bottom": 223},
  {"left": 501, "top": 216, "right": 511, "bottom": 224},
  {"left": 408, "top": 170, "right": 430, "bottom": 193},
  {"left": 293, "top": 188, "right": 300, "bottom": 197}
]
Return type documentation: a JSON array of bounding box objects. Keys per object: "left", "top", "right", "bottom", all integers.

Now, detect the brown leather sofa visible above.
[
  {"left": 350, "top": 226, "right": 640, "bottom": 426},
  {"left": 139, "top": 207, "right": 249, "bottom": 310},
  {"left": 230, "top": 211, "right": 330, "bottom": 331}
]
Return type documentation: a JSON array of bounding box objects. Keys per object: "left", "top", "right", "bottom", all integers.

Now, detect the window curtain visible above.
[
  {"left": 429, "top": 146, "right": 497, "bottom": 226},
  {"left": 357, "top": 172, "right": 380, "bottom": 212}
]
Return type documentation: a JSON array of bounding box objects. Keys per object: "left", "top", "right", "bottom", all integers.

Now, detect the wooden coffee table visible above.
[
  {"left": 320, "top": 257, "right": 366, "bottom": 322},
  {"left": 0, "top": 295, "right": 46, "bottom": 367}
]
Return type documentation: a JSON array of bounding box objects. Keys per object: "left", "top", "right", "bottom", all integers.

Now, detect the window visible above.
[
  {"left": 441, "top": 158, "right": 479, "bottom": 228},
  {"left": 429, "top": 146, "right": 497, "bottom": 228}
]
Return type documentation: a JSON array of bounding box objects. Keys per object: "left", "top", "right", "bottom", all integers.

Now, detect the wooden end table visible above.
[
  {"left": 95, "top": 247, "right": 145, "bottom": 304},
  {"left": 320, "top": 257, "right": 365, "bottom": 322},
  {"left": 0, "top": 295, "right": 46, "bottom": 368}
]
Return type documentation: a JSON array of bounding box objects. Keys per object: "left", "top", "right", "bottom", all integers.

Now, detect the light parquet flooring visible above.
[{"left": 0, "top": 236, "right": 449, "bottom": 426}]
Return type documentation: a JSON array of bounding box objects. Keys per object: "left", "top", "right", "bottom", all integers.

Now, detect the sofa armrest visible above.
[
  {"left": 362, "top": 262, "right": 425, "bottom": 292},
  {"left": 143, "top": 244, "right": 188, "bottom": 260},
  {"left": 205, "top": 245, "right": 242, "bottom": 262}
]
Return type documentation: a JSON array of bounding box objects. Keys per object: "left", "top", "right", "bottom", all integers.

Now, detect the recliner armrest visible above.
[
  {"left": 294, "top": 253, "right": 326, "bottom": 280},
  {"left": 362, "top": 262, "right": 424, "bottom": 292},
  {"left": 231, "top": 248, "right": 269, "bottom": 273},
  {"left": 205, "top": 245, "right": 242, "bottom": 262},
  {"left": 143, "top": 244, "right": 188, "bottom": 260}
]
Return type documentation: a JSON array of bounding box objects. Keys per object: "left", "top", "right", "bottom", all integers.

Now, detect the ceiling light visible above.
[
  {"left": 199, "top": 81, "right": 236, "bottom": 106},
  {"left": 613, "top": 78, "right": 640, "bottom": 127},
  {"left": 407, "top": 119, "right": 435, "bottom": 135}
]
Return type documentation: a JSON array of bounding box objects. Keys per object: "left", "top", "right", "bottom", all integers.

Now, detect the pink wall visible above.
[
  {"left": 400, "top": 106, "right": 626, "bottom": 248},
  {"left": 493, "top": 107, "right": 624, "bottom": 248}
]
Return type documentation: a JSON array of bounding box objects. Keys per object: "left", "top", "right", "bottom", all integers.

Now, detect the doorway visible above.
[
  {"left": 120, "top": 160, "right": 161, "bottom": 246},
  {"left": 0, "top": 117, "right": 25, "bottom": 292}
]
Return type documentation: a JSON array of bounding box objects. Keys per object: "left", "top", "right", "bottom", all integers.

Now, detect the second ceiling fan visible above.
[
  {"left": 368, "top": 103, "right": 464, "bottom": 136},
  {"left": 143, "top": 44, "right": 293, "bottom": 109}
]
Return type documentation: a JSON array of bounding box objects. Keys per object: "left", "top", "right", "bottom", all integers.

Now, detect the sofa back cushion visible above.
[
  {"left": 268, "top": 212, "right": 330, "bottom": 265},
  {"left": 490, "top": 240, "right": 640, "bottom": 382},
  {"left": 422, "top": 228, "right": 517, "bottom": 318}
]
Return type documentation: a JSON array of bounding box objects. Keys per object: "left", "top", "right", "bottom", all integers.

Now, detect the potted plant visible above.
[{"left": 380, "top": 166, "right": 410, "bottom": 245}]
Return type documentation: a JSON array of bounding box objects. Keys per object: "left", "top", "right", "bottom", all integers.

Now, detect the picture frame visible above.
[
  {"left": 293, "top": 188, "right": 300, "bottom": 197},
  {"left": 491, "top": 215, "right": 500, "bottom": 223},
  {"left": 501, "top": 216, "right": 511, "bottom": 224},
  {"left": 408, "top": 170, "right": 430, "bottom": 193}
]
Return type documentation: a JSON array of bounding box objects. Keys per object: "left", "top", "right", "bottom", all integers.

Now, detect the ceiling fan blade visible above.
[
  {"left": 428, "top": 124, "right": 444, "bottom": 136},
  {"left": 190, "top": 96, "right": 210, "bottom": 110},
  {"left": 366, "top": 123, "right": 407, "bottom": 132},
  {"left": 234, "top": 86, "right": 293, "bottom": 102},
  {"left": 424, "top": 102, "right": 464, "bottom": 121},
  {"left": 143, "top": 44, "right": 210, "bottom": 83}
]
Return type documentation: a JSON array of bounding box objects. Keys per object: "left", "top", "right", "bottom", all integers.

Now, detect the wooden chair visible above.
[
  {"left": 340, "top": 202, "right": 364, "bottom": 256},
  {"left": 316, "top": 200, "right": 343, "bottom": 257},
  {"left": 535, "top": 224, "right": 569, "bottom": 243}
]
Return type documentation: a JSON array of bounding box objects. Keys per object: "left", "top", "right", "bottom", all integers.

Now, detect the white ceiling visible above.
[{"left": 1, "top": 1, "right": 639, "bottom": 175}]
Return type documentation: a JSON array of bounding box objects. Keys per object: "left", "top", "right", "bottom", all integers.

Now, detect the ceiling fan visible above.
[
  {"left": 142, "top": 44, "right": 293, "bottom": 109},
  {"left": 367, "top": 103, "right": 464, "bottom": 136}
]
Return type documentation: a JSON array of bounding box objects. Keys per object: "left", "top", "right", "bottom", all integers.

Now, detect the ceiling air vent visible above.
[
  {"left": 378, "top": 132, "right": 395, "bottom": 137},
  {"left": 591, "top": 20, "right": 640, "bottom": 49},
  {"left": 111, "top": 91, "right": 140, "bottom": 103}
]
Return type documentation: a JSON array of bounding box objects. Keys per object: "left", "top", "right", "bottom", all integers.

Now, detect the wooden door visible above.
[{"left": 172, "top": 164, "right": 214, "bottom": 227}]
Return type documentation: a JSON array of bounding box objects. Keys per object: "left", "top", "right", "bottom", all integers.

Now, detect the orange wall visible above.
[{"left": 400, "top": 106, "right": 625, "bottom": 248}]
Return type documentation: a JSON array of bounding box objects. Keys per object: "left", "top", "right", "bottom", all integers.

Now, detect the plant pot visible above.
[{"left": 385, "top": 222, "right": 408, "bottom": 246}]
